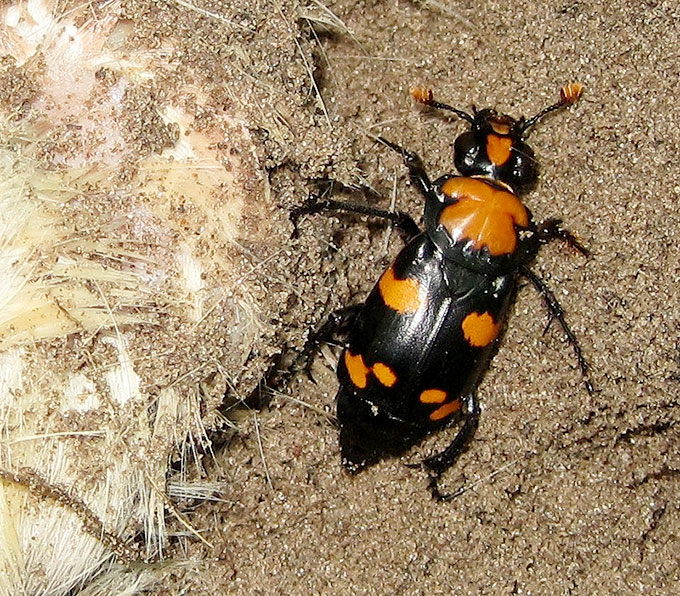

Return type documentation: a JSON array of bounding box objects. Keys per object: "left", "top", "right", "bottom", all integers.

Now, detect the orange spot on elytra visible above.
[
  {"left": 429, "top": 399, "right": 462, "bottom": 421},
  {"left": 344, "top": 351, "right": 369, "bottom": 389},
  {"left": 439, "top": 177, "right": 529, "bottom": 256},
  {"left": 462, "top": 311, "right": 500, "bottom": 347},
  {"left": 344, "top": 353, "right": 399, "bottom": 389},
  {"left": 379, "top": 266, "right": 422, "bottom": 313},
  {"left": 373, "top": 362, "right": 397, "bottom": 387},
  {"left": 486, "top": 134, "right": 513, "bottom": 166},
  {"left": 419, "top": 389, "right": 447, "bottom": 404}
]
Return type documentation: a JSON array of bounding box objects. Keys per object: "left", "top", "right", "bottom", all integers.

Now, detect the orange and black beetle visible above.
[{"left": 294, "top": 84, "right": 591, "bottom": 500}]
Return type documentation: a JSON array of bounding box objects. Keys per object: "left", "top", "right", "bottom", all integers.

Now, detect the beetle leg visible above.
[
  {"left": 244, "top": 304, "right": 364, "bottom": 411},
  {"left": 308, "top": 305, "right": 362, "bottom": 347},
  {"left": 520, "top": 265, "right": 594, "bottom": 395},
  {"left": 291, "top": 195, "right": 420, "bottom": 241},
  {"left": 421, "top": 393, "right": 480, "bottom": 501},
  {"left": 537, "top": 217, "right": 590, "bottom": 256},
  {"left": 376, "top": 136, "right": 438, "bottom": 203},
  {"left": 297, "top": 304, "right": 363, "bottom": 381}
]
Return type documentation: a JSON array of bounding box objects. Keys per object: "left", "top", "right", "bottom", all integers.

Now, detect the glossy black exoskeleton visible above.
[{"left": 293, "top": 84, "right": 591, "bottom": 499}]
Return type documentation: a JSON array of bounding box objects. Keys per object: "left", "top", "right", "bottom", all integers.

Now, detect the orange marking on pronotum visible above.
[
  {"left": 461, "top": 311, "right": 501, "bottom": 347},
  {"left": 344, "top": 351, "right": 369, "bottom": 389},
  {"left": 439, "top": 177, "right": 529, "bottom": 256},
  {"left": 429, "top": 399, "right": 462, "bottom": 421},
  {"left": 486, "top": 134, "right": 513, "bottom": 166},
  {"left": 419, "top": 389, "right": 447, "bottom": 404},
  {"left": 373, "top": 362, "right": 397, "bottom": 387},
  {"left": 378, "top": 266, "right": 423, "bottom": 314}
]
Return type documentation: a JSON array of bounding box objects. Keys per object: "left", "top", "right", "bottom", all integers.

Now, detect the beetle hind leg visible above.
[
  {"left": 296, "top": 304, "right": 363, "bottom": 382},
  {"left": 421, "top": 393, "right": 480, "bottom": 502}
]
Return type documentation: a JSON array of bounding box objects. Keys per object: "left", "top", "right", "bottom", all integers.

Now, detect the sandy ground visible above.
[
  {"left": 6, "top": 0, "right": 677, "bottom": 593},
  {"left": 143, "top": 0, "right": 680, "bottom": 594}
]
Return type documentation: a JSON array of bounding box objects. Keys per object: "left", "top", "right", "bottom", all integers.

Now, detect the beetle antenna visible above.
[
  {"left": 520, "top": 83, "right": 584, "bottom": 135},
  {"left": 411, "top": 87, "right": 475, "bottom": 124}
]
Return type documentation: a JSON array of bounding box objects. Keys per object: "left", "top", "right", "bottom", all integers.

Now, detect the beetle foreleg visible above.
[
  {"left": 376, "top": 136, "right": 439, "bottom": 204},
  {"left": 537, "top": 218, "right": 589, "bottom": 256}
]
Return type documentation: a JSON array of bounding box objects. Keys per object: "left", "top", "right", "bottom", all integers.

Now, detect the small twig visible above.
[{"left": 253, "top": 412, "right": 273, "bottom": 492}]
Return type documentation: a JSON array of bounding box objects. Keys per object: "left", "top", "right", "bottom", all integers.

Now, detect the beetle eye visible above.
[{"left": 453, "top": 132, "right": 479, "bottom": 175}]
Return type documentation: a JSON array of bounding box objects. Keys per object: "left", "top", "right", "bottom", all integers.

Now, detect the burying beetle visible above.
[{"left": 292, "top": 83, "right": 591, "bottom": 500}]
